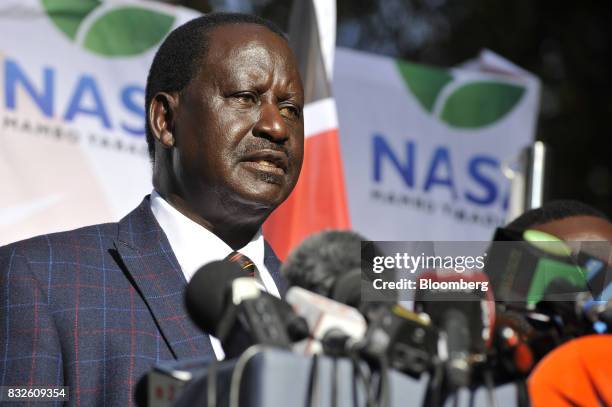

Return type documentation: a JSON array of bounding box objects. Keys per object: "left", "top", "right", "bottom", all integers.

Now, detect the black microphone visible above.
[
  {"left": 281, "top": 231, "right": 372, "bottom": 354},
  {"left": 282, "top": 230, "right": 387, "bottom": 317},
  {"left": 185, "top": 260, "right": 307, "bottom": 358},
  {"left": 282, "top": 230, "right": 366, "bottom": 302},
  {"left": 358, "top": 303, "right": 438, "bottom": 378},
  {"left": 282, "top": 230, "right": 439, "bottom": 378},
  {"left": 185, "top": 260, "right": 250, "bottom": 336},
  {"left": 415, "top": 271, "right": 495, "bottom": 390}
]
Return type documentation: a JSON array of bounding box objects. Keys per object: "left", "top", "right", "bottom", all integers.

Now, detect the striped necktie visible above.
[{"left": 225, "top": 251, "right": 257, "bottom": 277}]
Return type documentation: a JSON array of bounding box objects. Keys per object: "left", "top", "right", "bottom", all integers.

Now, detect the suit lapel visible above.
[
  {"left": 264, "top": 241, "right": 287, "bottom": 297},
  {"left": 113, "top": 197, "right": 213, "bottom": 360}
]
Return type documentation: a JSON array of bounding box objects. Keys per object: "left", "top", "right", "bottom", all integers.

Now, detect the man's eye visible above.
[
  {"left": 279, "top": 104, "right": 301, "bottom": 120},
  {"left": 234, "top": 92, "right": 258, "bottom": 104}
]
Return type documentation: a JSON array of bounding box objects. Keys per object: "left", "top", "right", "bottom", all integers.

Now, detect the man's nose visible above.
[{"left": 253, "top": 102, "right": 288, "bottom": 143}]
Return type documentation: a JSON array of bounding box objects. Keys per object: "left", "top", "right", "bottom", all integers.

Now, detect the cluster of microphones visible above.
[{"left": 137, "top": 229, "right": 612, "bottom": 407}]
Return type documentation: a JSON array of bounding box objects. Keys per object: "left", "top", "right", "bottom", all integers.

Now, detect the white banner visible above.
[
  {"left": 333, "top": 47, "right": 541, "bottom": 241},
  {"left": 1, "top": 1, "right": 540, "bottom": 246},
  {"left": 0, "top": 0, "right": 199, "bottom": 245}
]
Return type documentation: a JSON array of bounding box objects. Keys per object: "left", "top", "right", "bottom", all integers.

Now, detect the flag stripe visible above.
[
  {"left": 304, "top": 97, "right": 338, "bottom": 137},
  {"left": 264, "top": 127, "right": 350, "bottom": 260}
]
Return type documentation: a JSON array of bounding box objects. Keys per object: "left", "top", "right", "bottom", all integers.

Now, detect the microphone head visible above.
[
  {"left": 281, "top": 230, "right": 386, "bottom": 307},
  {"left": 330, "top": 268, "right": 362, "bottom": 308},
  {"left": 185, "top": 260, "right": 250, "bottom": 336},
  {"left": 281, "top": 230, "right": 365, "bottom": 296}
]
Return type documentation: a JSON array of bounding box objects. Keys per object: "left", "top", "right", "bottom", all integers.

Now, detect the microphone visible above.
[
  {"left": 185, "top": 260, "right": 307, "bottom": 358},
  {"left": 485, "top": 227, "right": 591, "bottom": 308},
  {"left": 414, "top": 270, "right": 495, "bottom": 389},
  {"left": 185, "top": 260, "right": 251, "bottom": 336},
  {"left": 282, "top": 230, "right": 366, "bottom": 303},
  {"left": 285, "top": 286, "right": 367, "bottom": 355},
  {"left": 134, "top": 357, "right": 214, "bottom": 407},
  {"left": 282, "top": 229, "right": 387, "bottom": 319},
  {"left": 282, "top": 230, "right": 439, "bottom": 378},
  {"left": 487, "top": 227, "right": 612, "bottom": 361},
  {"left": 357, "top": 303, "right": 438, "bottom": 378},
  {"left": 549, "top": 250, "right": 612, "bottom": 334},
  {"left": 574, "top": 249, "right": 611, "bottom": 301},
  {"left": 489, "top": 307, "right": 553, "bottom": 388},
  {"left": 281, "top": 230, "right": 371, "bottom": 355}
]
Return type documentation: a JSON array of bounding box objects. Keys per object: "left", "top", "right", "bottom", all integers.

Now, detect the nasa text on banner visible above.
[
  {"left": 332, "top": 48, "right": 540, "bottom": 241},
  {"left": 0, "top": 0, "right": 199, "bottom": 245}
]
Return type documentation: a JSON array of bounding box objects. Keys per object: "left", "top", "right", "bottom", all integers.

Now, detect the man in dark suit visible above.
[{"left": 0, "top": 12, "right": 304, "bottom": 406}]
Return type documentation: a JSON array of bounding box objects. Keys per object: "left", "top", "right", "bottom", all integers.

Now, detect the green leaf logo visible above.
[
  {"left": 41, "top": 0, "right": 175, "bottom": 57},
  {"left": 42, "top": 0, "right": 101, "bottom": 40},
  {"left": 440, "top": 82, "right": 525, "bottom": 128},
  {"left": 396, "top": 60, "right": 526, "bottom": 129},
  {"left": 396, "top": 60, "right": 452, "bottom": 113},
  {"left": 82, "top": 7, "right": 174, "bottom": 56}
]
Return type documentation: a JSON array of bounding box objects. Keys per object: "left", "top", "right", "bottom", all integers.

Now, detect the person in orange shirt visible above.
[
  {"left": 506, "top": 200, "right": 612, "bottom": 405},
  {"left": 529, "top": 334, "right": 612, "bottom": 406}
]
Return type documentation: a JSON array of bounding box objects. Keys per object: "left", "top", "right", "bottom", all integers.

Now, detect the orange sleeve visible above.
[{"left": 528, "top": 335, "right": 612, "bottom": 407}]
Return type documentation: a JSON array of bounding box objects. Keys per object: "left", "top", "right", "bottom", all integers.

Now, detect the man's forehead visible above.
[
  {"left": 535, "top": 215, "right": 612, "bottom": 241},
  {"left": 206, "top": 23, "right": 289, "bottom": 59},
  {"left": 198, "top": 23, "right": 301, "bottom": 92}
]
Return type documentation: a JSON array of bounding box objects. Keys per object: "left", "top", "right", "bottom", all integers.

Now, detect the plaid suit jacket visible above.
[{"left": 0, "top": 196, "right": 286, "bottom": 406}]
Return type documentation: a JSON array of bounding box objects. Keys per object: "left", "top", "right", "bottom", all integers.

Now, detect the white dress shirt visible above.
[{"left": 149, "top": 190, "right": 280, "bottom": 360}]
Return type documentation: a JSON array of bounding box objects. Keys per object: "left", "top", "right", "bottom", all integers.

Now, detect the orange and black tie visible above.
[{"left": 225, "top": 251, "right": 257, "bottom": 277}]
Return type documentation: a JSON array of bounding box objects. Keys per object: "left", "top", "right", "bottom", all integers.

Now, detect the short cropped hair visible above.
[
  {"left": 144, "top": 13, "right": 287, "bottom": 161},
  {"left": 506, "top": 200, "right": 610, "bottom": 231}
]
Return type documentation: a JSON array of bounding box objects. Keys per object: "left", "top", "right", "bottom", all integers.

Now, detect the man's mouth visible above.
[
  {"left": 241, "top": 150, "right": 288, "bottom": 176},
  {"left": 255, "top": 160, "right": 279, "bottom": 168}
]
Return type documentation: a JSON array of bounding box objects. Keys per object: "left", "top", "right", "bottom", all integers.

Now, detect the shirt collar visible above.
[{"left": 149, "top": 190, "right": 265, "bottom": 282}]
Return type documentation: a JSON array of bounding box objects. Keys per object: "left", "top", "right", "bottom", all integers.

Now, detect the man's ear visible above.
[{"left": 149, "top": 92, "right": 179, "bottom": 148}]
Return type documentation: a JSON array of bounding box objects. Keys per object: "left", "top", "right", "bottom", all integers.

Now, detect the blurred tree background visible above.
[{"left": 161, "top": 0, "right": 612, "bottom": 217}]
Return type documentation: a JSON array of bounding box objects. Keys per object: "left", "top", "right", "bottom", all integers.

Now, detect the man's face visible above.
[{"left": 169, "top": 24, "right": 304, "bottom": 220}]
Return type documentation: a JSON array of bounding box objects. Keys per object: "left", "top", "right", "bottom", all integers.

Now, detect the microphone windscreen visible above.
[
  {"left": 330, "top": 268, "right": 362, "bottom": 308},
  {"left": 185, "top": 260, "right": 248, "bottom": 335},
  {"left": 281, "top": 230, "right": 364, "bottom": 296},
  {"left": 528, "top": 335, "right": 612, "bottom": 406}
]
